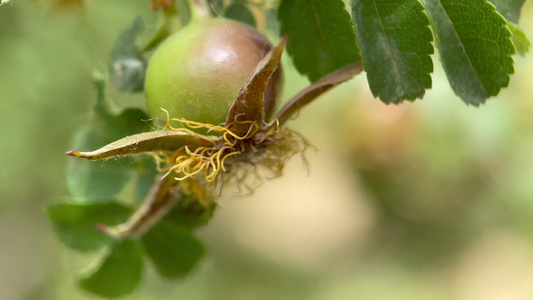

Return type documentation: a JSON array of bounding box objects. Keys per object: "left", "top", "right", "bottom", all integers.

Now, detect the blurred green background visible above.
[{"left": 2, "top": 1, "right": 533, "bottom": 299}]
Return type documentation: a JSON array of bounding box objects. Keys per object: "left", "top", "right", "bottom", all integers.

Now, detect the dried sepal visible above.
[
  {"left": 225, "top": 36, "right": 287, "bottom": 137},
  {"left": 66, "top": 129, "right": 216, "bottom": 161}
]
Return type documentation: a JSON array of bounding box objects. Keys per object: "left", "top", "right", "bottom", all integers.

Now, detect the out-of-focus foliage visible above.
[
  {"left": 224, "top": 2, "right": 256, "bottom": 27},
  {"left": 78, "top": 239, "right": 144, "bottom": 298},
  {"left": 47, "top": 201, "right": 131, "bottom": 251}
]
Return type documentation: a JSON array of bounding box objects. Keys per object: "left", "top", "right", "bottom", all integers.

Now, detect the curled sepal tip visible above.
[
  {"left": 66, "top": 130, "right": 217, "bottom": 161},
  {"left": 225, "top": 35, "right": 287, "bottom": 137}
]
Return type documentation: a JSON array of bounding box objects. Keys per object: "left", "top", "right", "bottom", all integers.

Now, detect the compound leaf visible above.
[
  {"left": 351, "top": 0, "right": 434, "bottom": 103},
  {"left": 424, "top": 0, "right": 515, "bottom": 105},
  {"left": 46, "top": 201, "right": 131, "bottom": 251},
  {"left": 78, "top": 240, "right": 143, "bottom": 298},
  {"left": 141, "top": 221, "right": 205, "bottom": 279},
  {"left": 279, "top": 0, "right": 361, "bottom": 82}
]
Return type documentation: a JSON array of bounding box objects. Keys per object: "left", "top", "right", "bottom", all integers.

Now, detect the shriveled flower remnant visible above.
[{"left": 154, "top": 107, "right": 311, "bottom": 199}]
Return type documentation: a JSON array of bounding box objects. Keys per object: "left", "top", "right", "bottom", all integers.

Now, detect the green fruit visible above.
[{"left": 144, "top": 18, "right": 283, "bottom": 127}]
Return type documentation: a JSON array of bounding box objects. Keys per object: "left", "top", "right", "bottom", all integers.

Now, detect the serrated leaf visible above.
[
  {"left": 225, "top": 36, "right": 286, "bottom": 136},
  {"left": 141, "top": 221, "right": 205, "bottom": 279},
  {"left": 509, "top": 23, "right": 531, "bottom": 56},
  {"left": 424, "top": 0, "right": 515, "bottom": 105},
  {"left": 270, "top": 62, "right": 363, "bottom": 127},
  {"left": 351, "top": 0, "right": 434, "bottom": 103},
  {"left": 110, "top": 17, "right": 146, "bottom": 92},
  {"left": 278, "top": 0, "right": 361, "bottom": 82},
  {"left": 66, "top": 124, "right": 133, "bottom": 200},
  {"left": 67, "top": 130, "right": 216, "bottom": 161},
  {"left": 224, "top": 2, "right": 256, "bottom": 27},
  {"left": 46, "top": 201, "right": 131, "bottom": 251},
  {"left": 78, "top": 240, "right": 143, "bottom": 298},
  {"left": 488, "top": 0, "right": 526, "bottom": 24}
]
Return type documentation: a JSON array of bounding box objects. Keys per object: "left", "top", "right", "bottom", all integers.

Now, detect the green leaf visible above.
[
  {"left": 110, "top": 59, "right": 146, "bottom": 92},
  {"left": 164, "top": 196, "right": 216, "bottom": 229},
  {"left": 509, "top": 23, "right": 531, "bottom": 56},
  {"left": 351, "top": 0, "right": 434, "bottom": 103},
  {"left": 46, "top": 201, "right": 131, "bottom": 251},
  {"left": 225, "top": 37, "right": 286, "bottom": 137},
  {"left": 111, "top": 16, "right": 144, "bottom": 62},
  {"left": 99, "top": 175, "right": 181, "bottom": 240},
  {"left": 110, "top": 17, "right": 146, "bottom": 92},
  {"left": 424, "top": 0, "right": 515, "bottom": 105},
  {"left": 271, "top": 62, "right": 364, "bottom": 127},
  {"left": 135, "top": 158, "right": 158, "bottom": 202},
  {"left": 105, "top": 108, "right": 152, "bottom": 140},
  {"left": 78, "top": 240, "right": 144, "bottom": 298},
  {"left": 141, "top": 221, "right": 205, "bottom": 279},
  {"left": 66, "top": 130, "right": 216, "bottom": 161},
  {"left": 278, "top": 0, "right": 361, "bottom": 82},
  {"left": 224, "top": 2, "right": 256, "bottom": 27},
  {"left": 488, "top": 0, "right": 526, "bottom": 23},
  {"left": 92, "top": 73, "right": 152, "bottom": 138},
  {"left": 486, "top": 1, "right": 529, "bottom": 57},
  {"left": 66, "top": 124, "right": 133, "bottom": 200}
]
